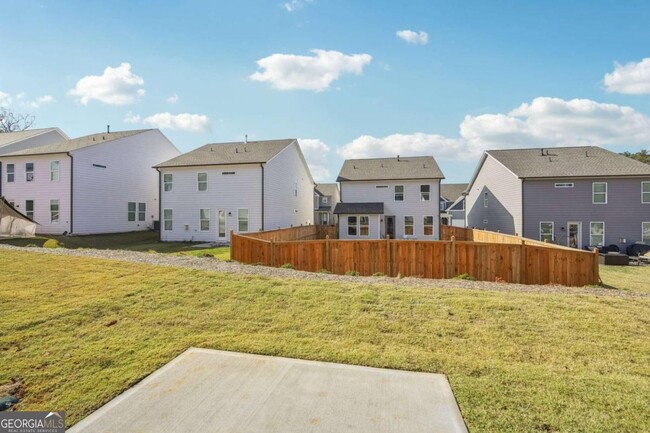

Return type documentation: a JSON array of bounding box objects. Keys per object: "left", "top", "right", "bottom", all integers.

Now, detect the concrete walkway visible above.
[{"left": 69, "top": 348, "right": 468, "bottom": 433}]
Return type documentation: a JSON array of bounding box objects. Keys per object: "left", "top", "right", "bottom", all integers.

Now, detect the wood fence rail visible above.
[{"left": 231, "top": 225, "right": 600, "bottom": 287}]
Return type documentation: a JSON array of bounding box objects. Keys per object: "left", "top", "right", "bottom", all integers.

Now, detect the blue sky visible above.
[{"left": 1, "top": 0, "right": 650, "bottom": 183}]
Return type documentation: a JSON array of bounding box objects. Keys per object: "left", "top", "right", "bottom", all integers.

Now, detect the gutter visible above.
[{"left": 260, "top": 163, "right": 265, "bottom": 230}]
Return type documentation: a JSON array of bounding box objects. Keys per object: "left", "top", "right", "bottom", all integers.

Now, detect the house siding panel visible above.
[
  {"left": 338, "top": 214, "right": 381, "bottom": 239},
  {"left": 0, "top": 129, "right": 67, "bottom": 155}
]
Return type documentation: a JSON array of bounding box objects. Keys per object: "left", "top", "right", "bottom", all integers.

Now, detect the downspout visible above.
[
  {"left": 0, "top": 162, "right": 3, "bottom": 197},
  {"left": 155, "top": 168, "right": 162, "bottom": 241},
  {"left": 520, "top": 178, "right": 525, "bottom": 238},
  {"left": 67, "top": 152, "right": 74, "bottom": 234},
  {"left": 260, "top": 163, "right": 265, "bottom": 230}
]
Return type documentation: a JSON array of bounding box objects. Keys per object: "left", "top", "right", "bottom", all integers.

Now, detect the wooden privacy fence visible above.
[{"left": 231, "top": 226, "right": 600, "bottom": 287}]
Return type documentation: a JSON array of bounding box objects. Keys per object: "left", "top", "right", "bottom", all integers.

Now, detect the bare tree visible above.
[{"left": 0, "top": 107, "right": 35, "bottom": 132}]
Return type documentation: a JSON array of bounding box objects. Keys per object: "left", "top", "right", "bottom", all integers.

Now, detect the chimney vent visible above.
[
  {"left": 397, "top": 155, "right": 400, "bottom": 161},
  {"left": 107, "top": 125, "right": 110, "bottom": 134},
  {"left": 540, "top": 148, "right": 545, "bottom": 156},
  {"left": 244, "top": 134, "right": 248, "bottom": 144}
]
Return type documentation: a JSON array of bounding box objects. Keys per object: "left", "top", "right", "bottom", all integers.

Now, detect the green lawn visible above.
[
  {"left": 0, "top": 250, "right": 648, "bottom": 432},
  {"left": 0, "top": 231, "right": 230, "bottom": 260}
]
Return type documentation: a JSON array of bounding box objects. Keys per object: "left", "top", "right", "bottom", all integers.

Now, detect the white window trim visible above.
[
  {"left": 6, "top": 163, "right": 15, "bottom": 183},
  {"left": 423, "top": 215, "right": 434, "bottom": 236},
  {"left": 642, "top": 222, "right": 650, "bottom": 244},
  {"left": 642, "top": 181, "right": 650, "bottom": 204},
  {"left": 49, "top": 199, "right": 60, "bottom": 223},
  {"left": 347, "top": 216, "right": 358, "bottom": 236},
  {"left": 199, "top": 209, "right": 210, "bottom": 232},
  {"left": 394, "top": 185, "right": 404, "bottom": 202},
  {"left": 163, "top": 173, "right": 173, "bottom": 192},
  {"left": 163, "top": 208, "right": 173, "bottom": 231},
  {"left": 138, "top": 202, "right": 146, "bottom": 222},
  {"left": 237, "top": 208, "right": 249, "bottom": 232},
  {"left": 589, "top": 221, "right": 605, "bottom": 246},
  {"left": 592, "top": 182, "right": 607, "bottom": 204},
  {"left": 50, "top": 161, "right": 60, "bottom": 182},
  {"left": 420, "top": 184, "right": 431, "bottom": 201},
  {"left": 539, "top": 221, "right": 554, "bottom": 242},
  {"left": 404, "top": 215, "right": 414, "bottom": 236},
  {"left": 26, "top": 162, "right": 34, "bottom": 182},
  {"left": 197, "top": 172, "right": 208, "bottom": 192},
  {"left": 359, "top": 215, "right": 370, "bottom": 237},
  {"left": 483, "top": 192, "right": 488, "bottom": 208},
  {"left": 128, "top": 202, "right": 136, "bottom": 222},
  {"left": 25, "top": 200, "right": 34, "bottom": 219}
]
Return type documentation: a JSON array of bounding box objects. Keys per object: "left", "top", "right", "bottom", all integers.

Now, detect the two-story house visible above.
[
  {"left": 155, "top": 138, "right": 314, "bottom": 243},
  {"left": 334, "top": 156, "right": 444, "bottom": 240},
  {"left": 0, "top": 129, "right": 180, "bottom": 235},
  {"left": 465, "top": 146, "right": 650, "bottom": 249},
  {"left": 313, "top": 183, "right": 340, "bottom": 226},
  {"left": 440, "top": 183, "right": 467, "bottom": 227},
  {"left": 0, "top": 128, "right": 69, "bottom": 154}
]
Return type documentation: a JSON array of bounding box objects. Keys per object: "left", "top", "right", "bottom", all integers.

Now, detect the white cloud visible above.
[
  {"left": 337, "top": 97, "right": 650, "bottom": 161},
  {"left": 0, "top": 91, "right": 12, "bottom": 107},
  {"left": 26, "top": 95, "right": 55, "bottom": 108},
  {"left": 123, "top": 111, "right": 141, "bottom": 124},
  {"left": 68, "top": 62, "right": 145, "bottom": 105},
  {"left": 142, "top": 112, "right": 210, "bottom": 132},
  {"left": 298, "top": 138, "right": 331, "bottom": 181},
  {"left": 167, "top": 93, "right": 179, "bottom": 104},
  {"left": 604, "top": 58, "right": 650, "bottom": 94},
  {"left": 250, "top": 49, "right": 372, "bottom": 91},
  {"left": 283, "top": 0, "right": 313, "bottom": 12},
  {"left": 0, "top": 92, "right": 55, "bottom": 109},
  {"left": 396, "top": 30, "right": 428, "bottom": 45}
]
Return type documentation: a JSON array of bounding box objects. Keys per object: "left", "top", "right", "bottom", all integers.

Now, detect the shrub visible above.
[
  {"left": 43, "top": 239, "right": 63, "bottom": 249},
  {"left": 454, "top": 273, "right": 476, "bottom": 281},
  {"left": 319, "top": 269, "right": 332, "bottom": 274},
  {"left": 372, "top": 272, "right": 386, "bottom": 277},
  {"left": 345, "top": 270, "right": 360, "bottom": 276},
  {"left": 280, "top": 263, "right": 295, "bottom": 269}
]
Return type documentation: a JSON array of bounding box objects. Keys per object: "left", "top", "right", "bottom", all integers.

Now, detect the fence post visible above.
[
  {"left": 269, "top": 239, "right": 275, "bottom": 267},
  {"left": 520, "top": 239, "right": 526, "bottom": 284},
  {"left": 450, "top": 235, "right": 456, "bottom": 278},
  {"left": 325, "top": 235, "right": 331, "bottom": 272},
  {"left": 593, "top": 247, "right": 600, "bottom": 285},
  {"left": 386, "top": 235, "right": 391, "bottom": 277},
  {"left": 230, "top": 230, "right": 235, "bottom": 260}
]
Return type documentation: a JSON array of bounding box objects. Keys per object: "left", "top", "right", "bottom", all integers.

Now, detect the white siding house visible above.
[
  {"left": 0, "top": 129, "right": 180, "bottom": 235},
  {"left": 335, "top": 156, "right": 444, "bottom": 240},
  {"left": 0, "top": 128, "right": 69, "bottom": 154},
  {"left": 155, "top": 139, "right": 314, "bottom": 243}
]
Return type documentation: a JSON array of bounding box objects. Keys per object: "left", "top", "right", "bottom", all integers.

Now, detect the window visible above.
[
  {"left": 423, "top": 216, "right": 434, "bottom": 236},
  {"left": 322, "top": 197, "right": 328, "bottom": 204},
  {"left": 200, "top": 209, "right": 210, "bottom": 231},
  {"left": 163, "top": 209, "right": 173, "bottom": 231},
  {"left": 483, "top": 192, "right": 488, "bottom": 208},
  {"left": 294, "top": 182, "right": 298, "bottom": 197},
  {"left": 25, "top": 200, "right": 34, "bottom": 219},
  {"left": 359, "top": 216, "right": 369, "bottom": 236},
  {"left": 138, "top": 203, "right": 146, "bottom": 221},
  {"left": 198, "top": 172, "right": 208, "bottom": 191},
  {"left": 643, "top": 182, "right": 650, "bottom": 204},
  {"left": 590, "top": 222, "right": 605, "bottom": 246},
  {"left": 163, "top": 174, "right": 173, "bottom": 192},
  {"left": 555, "top": 183, "right": 574, "bottom": 188},
  {"left": 347, "top": 216, "right": 357, "bottom": 236},
  {"left": 540, "top": 222, "right": 554, "bottom": 242},
  {"left": 128, "top": 202, "right": 136, "bottom": 221},
  {"left": 50, "top": 161, "right": 60, "bottom": 182},
  {"left": 643, "top": 222, "right": 650, "bottom": 244},
  {"left": 404, "top": 216, "right": 414, "bottom": 236},
  {"left": 439, "top": 200, "right": 447, "bottom": 211},
  {"left": 394, "top": 185, "right": 404, "bottom": 201},
  {"left": 26, "top": 163, "right": 34, "bottom": 182},
  {"left": 420, "top": 185, "right": 430, "bottom": 201},
  {"left": 50, "top": 200, "right": 59, "bottom": 223},
  {"left": 6, "top": 164, "right": 14, "bottom": 183},
  {"left": 592, "top": 182, "right": 607, "bottom": 204},
  {"left": 237, "top": 209, "right": 249, "bottom": 232}
]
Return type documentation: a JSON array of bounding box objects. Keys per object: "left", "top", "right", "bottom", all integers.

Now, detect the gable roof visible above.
[
  {"left": 314, "top": 183, "right": 339, "bottom": 197},
  {"left": 337, "top": 156, "right": 444, "bottom": 181},
  {"left": 486, "top": 146, "right": 650, "bottom": 178},
  {"left": 0, "top": 128, "right": 68, "bottom": 149},
  {"left": 155, "top": 139, "right": 297, "bottom": 168},
  {"left": 333, "top": 202, "right": 384, "bottom": 214},
  {"left": 440, "top": 183, "right": 468, "bottom": 201},
  {"left": 1, "top": 130, "right": 150, "bottom": 156}
]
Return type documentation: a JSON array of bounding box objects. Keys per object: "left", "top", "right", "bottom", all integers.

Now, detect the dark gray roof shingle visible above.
[
  {"left": 487, "top": 146, "right": 650, "bottom": 178},
  {"left": 440, "top": 183, "right": 468, "bottom": 201},
  {"left": 333, "top": 202, "right": 384, "bottom": 214},
  {"left": 337, "top": 156, "right": 444, "bottom": 181},
  {"left": 2, "top": 130, "right": 149, "bottom": 156},
  {"left": 155, "top": 139, "right": 296, "bottom": 168}
]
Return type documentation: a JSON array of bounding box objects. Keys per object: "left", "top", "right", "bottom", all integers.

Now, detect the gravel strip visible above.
[{"left": 1, "top": 244, "right": 647, "bottom": 299}]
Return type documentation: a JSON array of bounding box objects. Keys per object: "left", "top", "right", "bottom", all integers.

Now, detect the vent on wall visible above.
[{"left": 222, "top": 172, "right": 236, "bottom": 175}]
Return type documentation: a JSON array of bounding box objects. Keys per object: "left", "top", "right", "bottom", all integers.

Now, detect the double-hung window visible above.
[
  {"left": 420, "top": 185, "right": 430, "bottom": 201},
  {"left": 642, "top": 222, "right": 650, "bottom": 244},
  {"left": 25, "top": 200, "right": 34, "bottom": 219},
  {"left": 138, "top": 203, "right": 146, "bottom": 221},
  {"left": 200, "top": 209, "right": 210, "bottom": 231},
  {"left": 590, "top": 222, "right": 605, "bottom": 246},
  {"left": 198, "top": 172, "right": 208, "bottom": 191},
  {"left": 540, "top": 222, "right": 554, "bottom": 242},
  {"left": 26, "top": 163, "right": 34, "bottom": 182},
  {"left": 423, "top": 216, "right": 434, "bottom": 236},
  {"left": 404, "top": 216, "right": 414, "bottom": 236},
  {"left": 6, "top": 164, "right": 14, "bottom": 183},
  {"left": 592, "top": 182, "right": 607, "bottom": 204},
  {"left": 359, "top": 216, "right": 369, "bottom": 236},
  {"left": 642, "top": 182, "right": 650, "bottom": 204},
  {"left": 237, "top": 209, "right": 249, "bottom": 232},
  {"left": 483, "top": 192, "right": 489, "bottom": 208},
  {"left": 50, "top": 200, "right": 59, "bottom": 223},
  {"left": 394, "top": 185, "right": 404, "bottom": 201},
  {"left": 163, "top": 209, "right": 173, "bottom": 231},
  {"left": 163, "top": 174, "right": 173, "bottom": 192},
  {"left": 50, "top": 161, "right": 60, "bottom": 182},
  {"left": 128, "top": 202, "right": 136, "bottom": 221},
  {"left": 347, "top": 216, "right": 357, "bottom": 236}
]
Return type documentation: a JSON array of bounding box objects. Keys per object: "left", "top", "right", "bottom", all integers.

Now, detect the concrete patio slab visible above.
[{"left": 69, "top": 348, "right": 468, "bottom": 433}]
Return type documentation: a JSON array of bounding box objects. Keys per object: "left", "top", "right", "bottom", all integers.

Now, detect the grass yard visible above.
[
  {"left": 0, "top": 231, "right": 230, "bottom": 260},
  {"left": 0, "top": 250, "right": 648, "bottom": 432}
]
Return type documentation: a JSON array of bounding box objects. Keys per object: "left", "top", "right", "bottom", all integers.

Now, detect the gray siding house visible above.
[
  {"left": 440, "top": 183, "right": 467, "bottom": 227},
  {"left": 314, "top": 183, "right": 340, "bottom": 225},
  {"left": 465, "top": 146, "right": 650, "bottom": 250}
]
